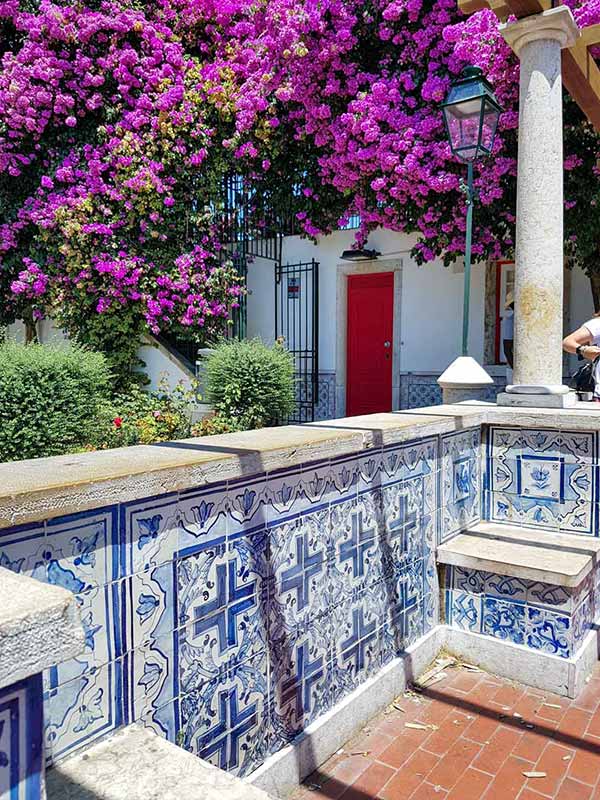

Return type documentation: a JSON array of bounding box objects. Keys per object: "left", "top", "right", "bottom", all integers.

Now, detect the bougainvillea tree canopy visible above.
[{"left": 2, "top": 0, "right": 600, "bottom": 371}]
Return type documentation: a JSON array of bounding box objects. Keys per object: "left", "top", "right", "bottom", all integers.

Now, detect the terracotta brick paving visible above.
[{"left": 291, "top": 663, "right": 600, "bottom": 800}]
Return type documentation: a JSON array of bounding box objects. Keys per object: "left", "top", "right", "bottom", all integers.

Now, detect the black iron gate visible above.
[{"left": 275, "top": 260, "right": 319, "bottom": 423}]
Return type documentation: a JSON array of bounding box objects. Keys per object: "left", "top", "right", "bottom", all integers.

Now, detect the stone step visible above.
[
  {"left": 46, "top": 725, "right": 276, "bottom": 800},
  {"left": 437, "top": 522, "right": 600, "bottom": 587}
]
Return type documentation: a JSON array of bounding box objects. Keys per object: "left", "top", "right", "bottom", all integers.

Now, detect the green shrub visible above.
[
  {"left": 88, "top": 380, "right": 195, "bottom": 449},
  {"left": 0, "top": 342, "right": 112, "bottom": 462},
  {"left": 205, "top": 338, "right": 295, "bottom": 429}
]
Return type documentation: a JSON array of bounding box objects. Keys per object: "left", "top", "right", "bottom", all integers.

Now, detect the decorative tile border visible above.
[
  {"left": 445, "top": 565, "right": 595, "bottom": 659},
  {"left": 0, "top": 674, "right": 43, "bottom": 800}
]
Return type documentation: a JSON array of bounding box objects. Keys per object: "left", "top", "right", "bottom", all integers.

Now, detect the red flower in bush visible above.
[{"left": 113, "top": 417, "right": 123, "bottom": 429}]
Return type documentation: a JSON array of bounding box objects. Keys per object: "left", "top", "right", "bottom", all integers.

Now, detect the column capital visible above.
[{"left": 500, "top": 6, "right": 580, "bottom": 56}]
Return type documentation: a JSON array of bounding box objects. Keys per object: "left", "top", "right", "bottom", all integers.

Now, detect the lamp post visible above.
[{"left": 441, "top": 66, "right": 502, "bottom": 357}]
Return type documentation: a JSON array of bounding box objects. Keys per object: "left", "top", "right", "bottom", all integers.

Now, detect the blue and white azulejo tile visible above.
[
  {"left": 526, "top": 606, "right": 571, "bottom": 659},
  {"left": 178, "top": 650, "right": 269, "bottom": 778},
  {"left": 441, "top": 429, "right": 480, "bottom": 542},
  {"left": 0, "top": 675, "right": 43, "bottom": 800},
  {"left": 486, "top": 427, "right": 597, "bottom": 535},
  {"left": 482, "top": 597, "right": 525, "bottom": 645},
  {"left": 120, "top": 494, "right": 178, "bottom": 577}
]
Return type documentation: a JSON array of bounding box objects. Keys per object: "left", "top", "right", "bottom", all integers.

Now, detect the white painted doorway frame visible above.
[{"left": 334, "top": 258, "right": 403, "bottom": 418}]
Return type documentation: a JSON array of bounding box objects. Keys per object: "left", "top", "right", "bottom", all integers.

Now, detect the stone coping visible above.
[
  {"left": 437, "top": 522, "right": 598, "bottom": 586},
  {"left": 0, "top": 401, "right": 599, "bottom": 530},
  {"left": 0, "top": 567, "right": 85, "bottom": 690},
  {"left": 46, "top": 725, "right": 275, "bottom": 800}
]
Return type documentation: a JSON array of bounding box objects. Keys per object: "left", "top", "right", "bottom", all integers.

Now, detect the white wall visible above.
[
  {"left": 138, "top": 339, "right": 196, "bottom": 393},
  {"left": 246, "top": 228, "right": 487, "bottom": 377},
  {"left": 568, "top": 265, "right": 594, "bottom": 332}
]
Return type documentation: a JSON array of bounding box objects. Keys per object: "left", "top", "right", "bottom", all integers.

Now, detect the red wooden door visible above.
[{"left": 346, "top": 272, "right": 394, "bottom": 416}]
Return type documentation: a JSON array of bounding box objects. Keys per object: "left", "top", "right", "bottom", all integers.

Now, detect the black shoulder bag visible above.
[{"left": 570, "top": 358, "right": 598, "bottom": 395}]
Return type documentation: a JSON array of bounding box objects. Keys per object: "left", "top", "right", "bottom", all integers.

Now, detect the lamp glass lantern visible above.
[
  {"left": 441, "top": 66, "right": 502, "bottom": 163},
  {"left": 440, "top": 66, "right": 502, "bottom": 357}
]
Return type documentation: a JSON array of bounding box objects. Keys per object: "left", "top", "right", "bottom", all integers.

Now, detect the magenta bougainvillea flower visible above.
[{"left": 1, "top": 0, "right": 599, "bottom": 372}]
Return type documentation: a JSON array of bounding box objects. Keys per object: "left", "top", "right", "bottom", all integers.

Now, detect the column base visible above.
[{"left": 497, "top": 391, "right": 579, "bottom": 408}]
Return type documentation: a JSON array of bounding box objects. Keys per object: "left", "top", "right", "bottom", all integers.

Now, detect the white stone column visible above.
[{"left": 498, "top": 7, "right": 580, "bottom": 408}]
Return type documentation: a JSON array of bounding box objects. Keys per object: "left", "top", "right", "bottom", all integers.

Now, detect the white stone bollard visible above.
[{"left": 438, "top": 357, "right": 495, "bottom": 405}]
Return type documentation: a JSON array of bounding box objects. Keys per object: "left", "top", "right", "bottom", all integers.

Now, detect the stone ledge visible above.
[
  {"left": 0, "top": 567, "right": 85, "bottom": 690},
  {"left": 0, "top": 411, "right": 474, "bottom": 530},
  {"left": 2, "top": 402, "right": 600, "bottom": 530},
  {"left": 46, "top": 725, "right": 276, "bottom": 800},
  {"left": 437, "top": 523, "right": 595, "bottom": 586}
]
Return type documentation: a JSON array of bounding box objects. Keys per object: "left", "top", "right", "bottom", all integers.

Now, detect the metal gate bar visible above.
[{"left": 275, "top": 259, "right": 319, "bottom": 423}]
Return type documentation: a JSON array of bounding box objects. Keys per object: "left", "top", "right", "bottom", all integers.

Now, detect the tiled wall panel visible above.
[
  {"left": 0, "top": 429, "right": 480, "bottom": 778},
  {"left": 484, "top": 427, "right": 598, "bottom": 535}
]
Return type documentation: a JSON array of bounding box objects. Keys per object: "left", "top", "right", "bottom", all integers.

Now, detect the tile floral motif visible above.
[
  {"left": 120, "top": 495, "right": 178, "bottom": 577},
  {"left": 228, "top": 475, "right": 268, "bottom": 535},
  {"left": 0, "top": 675, "right": 43, "bottom": 800},
  {"left": 486, "top": 427, "right": 597, "bottom": 535},
  {"left": 44, "top": 659, "right": 123, "bottom": 764},
  {"left": 177, "top": 483, "right": 229, "bottom": 550},
  {"left": 441, "top": 429, "right": 481, "bottom": 542},
  {"left": 266, "top": 466, "right": 308, "bottom": 519},
  {"left": 47, "top": 507, "right": 119, "bottom": 589},
  {"left": 482, "top": 597, "right": 525, "bottom": 645},
  {"left": 329, "top": 454, "right": 359, "bottom": 498},
  {"left": 526, "top": 607, "right": 570, "bottom": 659}
]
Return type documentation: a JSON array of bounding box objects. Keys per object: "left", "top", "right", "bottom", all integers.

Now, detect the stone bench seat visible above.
[
  {"left": 438, "top": 522, "right": 600, "bottom": 587},
  {"left": 439, "top": 522, "right": 600, "bottom": 676},
  {"left": 46, "top": 725, "right": 276, "bottom": 800}
]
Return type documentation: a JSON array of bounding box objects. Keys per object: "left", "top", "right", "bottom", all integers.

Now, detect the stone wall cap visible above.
[
  {"left": 0, "top": 567, "right": 85, "bottom": 689},
  {"left": 3, "top": 403, "right": 600, "bottom": 530},
  {"left": 46, "top": 724, "right": 276, "bottom": 800},
  {"left": 0, "top": 412, "right": 473, "bottom": 530}
]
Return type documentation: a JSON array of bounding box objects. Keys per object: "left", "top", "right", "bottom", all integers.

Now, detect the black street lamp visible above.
[{"left": 441, "top": 66, "right": 502, "bottom": 356}]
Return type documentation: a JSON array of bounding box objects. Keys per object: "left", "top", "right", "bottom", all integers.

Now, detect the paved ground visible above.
[{"left": 291, "top": 660, "right": 600, "bottom": 800}]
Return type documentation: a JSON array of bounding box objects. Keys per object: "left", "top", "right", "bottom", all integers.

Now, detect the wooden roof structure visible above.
[{"left": 459, "top": 0, "right": 600, "bottom": 131}]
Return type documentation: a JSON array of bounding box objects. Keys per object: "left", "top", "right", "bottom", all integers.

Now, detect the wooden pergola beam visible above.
[
  {"left": 457, "top": 0, "right": 551, "bottom": 16},
  {"left": 564, "top": 39, "right": 600, "bottom": 131},
  {"left": 580, "top": 23, "right": 600, "bottom": 48},
  {"left": 457, "top": 0, "right": 600, "bottom": 132}
]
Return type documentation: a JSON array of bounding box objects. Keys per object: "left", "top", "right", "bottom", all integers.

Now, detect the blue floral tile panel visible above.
[{"left": 485, "top": 427, "right": 598, "bottom": 535}]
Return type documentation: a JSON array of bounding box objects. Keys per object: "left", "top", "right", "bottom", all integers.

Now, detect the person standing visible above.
[
  {"left": 563, "top": 315, "right": 600, "bottom": 401},
  {"left": 501, "top": 292, "right": 514, "bottom": 369}
]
